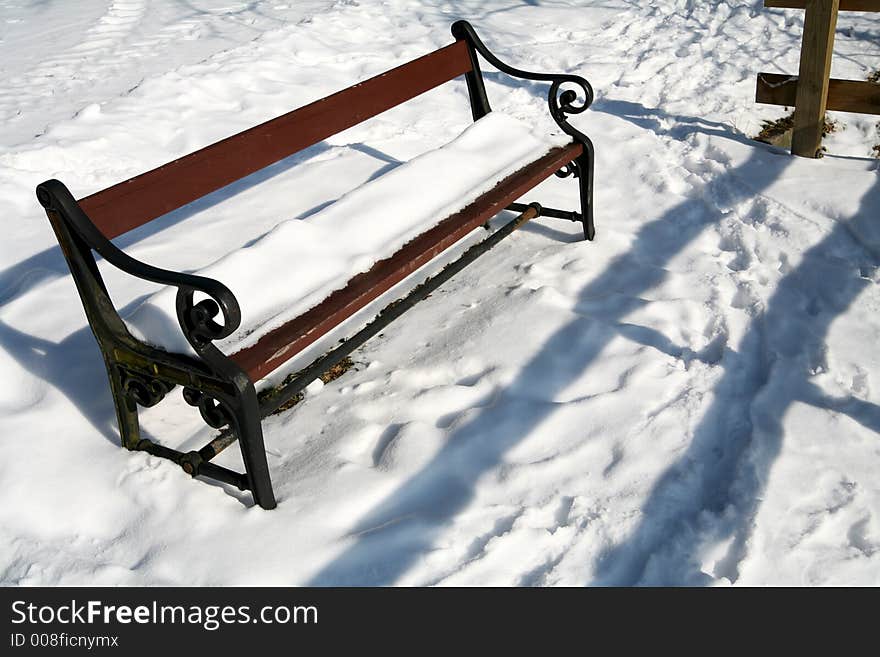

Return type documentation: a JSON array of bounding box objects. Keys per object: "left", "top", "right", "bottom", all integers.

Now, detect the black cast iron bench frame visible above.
[{"left": 36, "top": 21, "right": 595, "bottom": 510}]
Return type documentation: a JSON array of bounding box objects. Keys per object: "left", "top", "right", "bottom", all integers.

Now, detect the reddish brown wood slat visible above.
[
  {"left": 78, "top": 40, "right": 473, "bottom": 239},
  {"left": 756, "top": 72, "right": 880, "bottom": 115},
  {"left": 231, "top": 142, "right": 584, "bottom": 381}
]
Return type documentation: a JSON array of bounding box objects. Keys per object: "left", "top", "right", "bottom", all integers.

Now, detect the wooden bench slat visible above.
[
  {"left": 78, "top": 40, "right": 473, "bottom": 239},
  {"left": 230, "top": 142, "right": 584, "bottom": 381}
]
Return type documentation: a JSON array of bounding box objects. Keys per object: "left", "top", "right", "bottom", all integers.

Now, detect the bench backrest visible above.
[{"left": 78, "top": 40, "right": 473, "bottom": 239}]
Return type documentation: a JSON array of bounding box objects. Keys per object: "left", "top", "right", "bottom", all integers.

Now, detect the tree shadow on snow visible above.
[
  {"left": 306, "top": 110, "right": 814, "bottom": 585},
  {"left": 591, "top": 168, "right": 880, "bottom": 586}
]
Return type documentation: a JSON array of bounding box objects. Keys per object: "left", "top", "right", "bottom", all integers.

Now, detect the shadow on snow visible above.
[
  {"left": 306, "top": 103, "right": 820, "bottom": 585},
  {"left": 591, "top": 165, "right": 880, "bottom": 585}
]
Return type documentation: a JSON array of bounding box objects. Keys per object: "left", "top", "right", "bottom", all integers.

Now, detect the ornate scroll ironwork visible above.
[
  {"left": 36, "top": 179, "right": 242, "bottom": 364},
  {"left": 451, "top": 20, "right": 594, "bottom": 143},
  {"left": 119, "top": 368, "right": 175, "bottom": 408},
  {"left": 182, "top": 387, "right": 234, "bottom": 429},
  {"left": 554, "top": 161, "right": 581, "bottom": 179}
]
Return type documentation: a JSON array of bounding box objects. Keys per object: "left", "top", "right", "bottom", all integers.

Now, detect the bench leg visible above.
[
  {"left": 107, "top": 356, "right": 276, "bottom": 509},
  {"left": 107, "top": 363, "right": 142, "bottom": 451},
  {"left": 231, "top": 380, "right": 277, "bottom": 510},
  {"left": 575, "top": 146, "right": 595, "bottom": 241}
]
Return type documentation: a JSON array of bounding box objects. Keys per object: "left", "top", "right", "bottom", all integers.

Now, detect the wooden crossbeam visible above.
[
  {"left": 757, "top": 73, "right": 880, "bottom": 115},
  {"left": 759, "top": 0, "right": 879, "bottom": 156},
  {"left": 765, "top": 0, "right": 880, "bottom": 11}
]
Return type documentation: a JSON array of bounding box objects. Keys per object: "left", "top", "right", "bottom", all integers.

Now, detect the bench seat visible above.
[{"left": 124, "top": 112, "right": 571, "bottom": 369}]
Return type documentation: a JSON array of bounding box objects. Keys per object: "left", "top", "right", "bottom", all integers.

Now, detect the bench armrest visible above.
[
  {"left": 37, "top": 179, "right": 241, "bottom": 356},
  {"left": 451, "top": 20, "right": 593, "bottom": 144}
]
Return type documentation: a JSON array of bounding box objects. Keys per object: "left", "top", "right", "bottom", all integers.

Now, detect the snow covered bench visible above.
[{"left": 36, "top": 21, "right": 595, "bottom": 510}]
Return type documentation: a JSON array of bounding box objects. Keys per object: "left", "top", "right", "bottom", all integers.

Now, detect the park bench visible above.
[{"left": 36, "top": 21, "right": 595, "bottom": 510}]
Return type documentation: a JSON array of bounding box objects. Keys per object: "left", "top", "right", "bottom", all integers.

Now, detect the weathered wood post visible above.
[
  {"left": 757, "top": 2, "right": 880, "bottom": 155},
  {"left": 791, "top": 0, "right": 840, "bottom": 157}
]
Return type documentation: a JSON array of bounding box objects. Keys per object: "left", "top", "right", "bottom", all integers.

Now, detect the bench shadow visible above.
[
  {"left": 305, "top": 113, "right": 801, "bottom": 585},
  {"left": 0, "top": 141, "right": 333, "bottom": 310},
  {"left": 1, "top": 138, "right": 413, "bottom": 309},
  {"left": 0, "top": 300, "right": 280, "bottom": 508},
  {"left": 0, "top": 138, "right": 408, "bottom": 499},
  {"left": 0, "top": 295, "right": 155, "bottom": 445},
  {"left": 0, "top": 302, "right": 269, "bottom": 509},
  {"left": 0, "top": 322, "right": 111, "bottom": 445},
  {"left": 484, "top": 72, "right": 759, "bottom": 145},
  {"left": 591, "top": 171, "right": 880, "bottom": 585},
  {"left": 0, "top": 143, "right": 333, "bottom": 450},
  {"left": 518, "top": 219, "right": 582, "bottom": 243}
]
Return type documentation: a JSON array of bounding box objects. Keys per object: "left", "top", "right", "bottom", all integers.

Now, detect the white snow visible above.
[
  {"left": 124, "top": 112, "right": 570, "bottom": 356},
  {"left": 1, "top": 0, "right": 879, "bottom": 586}
]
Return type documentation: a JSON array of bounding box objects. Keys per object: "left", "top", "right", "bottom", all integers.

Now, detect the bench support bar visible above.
[{"left": 507, "top": 202, "right": 579, "bottom": 222}]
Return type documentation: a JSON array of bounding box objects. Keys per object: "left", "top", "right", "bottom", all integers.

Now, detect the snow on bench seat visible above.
[{"left": 124, "top": 112, "right": 571, "bottom": 358}]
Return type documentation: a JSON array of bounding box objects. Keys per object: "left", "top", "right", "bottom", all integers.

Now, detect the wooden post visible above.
[{"left": 791, "top": 0, "right": 840, "bottom": 157}]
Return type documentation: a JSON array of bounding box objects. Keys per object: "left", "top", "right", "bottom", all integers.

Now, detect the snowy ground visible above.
[{"left": 1, "top": 1, "right": 879, "bottom": 586}]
